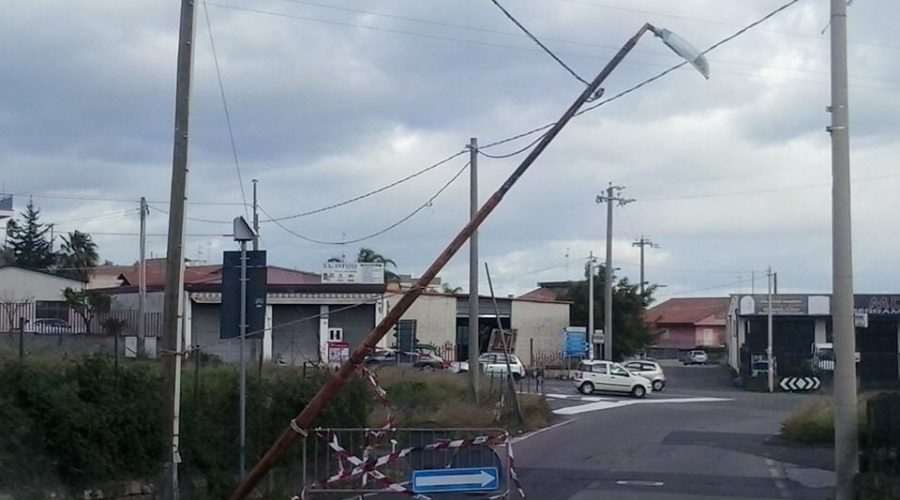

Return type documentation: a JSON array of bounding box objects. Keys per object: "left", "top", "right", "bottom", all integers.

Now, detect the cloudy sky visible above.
[{"left": 2, "top": 0, "right": 898, "bottom": 299}]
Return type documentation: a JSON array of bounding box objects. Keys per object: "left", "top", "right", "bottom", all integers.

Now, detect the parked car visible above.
[
  {"left": 683, "top": 350, "right": 709, "bottom": 365},
  {"left": 413, "top": 348, "right": 451, "bottom": 371},
  {"left": 479, "top": 352, "right": 526, "bottom": 380},
  {"left": 363, "top": 348, "right": 399, "bottom": 366},
  {"left": 31, "top": 318, "right": 76, "bottom": 335},
  {"left": 573, "top": 360, "right": 652, "bottom": 398},
  {"left": 623, "top": 360, "right": 666, "bottom": 391}
]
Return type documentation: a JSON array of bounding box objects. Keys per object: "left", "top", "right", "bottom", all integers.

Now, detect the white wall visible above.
[
  {"left": 397, "top": 295, "right": 456, "bottom": 348},
  {"left": 0, "top": 267, "right": 83, "bottom": 302},
  {"left": 510, "top": 300, "right": 569, "bottom": 364}
]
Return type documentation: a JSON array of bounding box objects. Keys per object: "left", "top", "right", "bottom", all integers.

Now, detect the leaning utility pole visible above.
[
  {"left": 468, "top": 138, "right": 480, "bottom": 403},
  {"left": 138, "top": 197, "right": 148, "bottom": 342},
  {"left": 829, "top": 0, "right": 858, "bottom": 497},
  {"left": 161, "top": 1, "right": 196, "bottom": 498},
  {"left": 632, "top": 236, "right": 658, "bottom": 298},
  {"left": 232, "top": 24, "right": 661, "bottom": 498},
  {"left": 596, "top": 183, "right": 634, "bottom": 361}
]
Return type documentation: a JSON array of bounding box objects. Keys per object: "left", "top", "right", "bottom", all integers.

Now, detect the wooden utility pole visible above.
[
  {"left": 161, "top": 1, "right": 196, "bottom": 497},
  {"left": 138, "top": 197, "right": 148, "bottom": 342}
]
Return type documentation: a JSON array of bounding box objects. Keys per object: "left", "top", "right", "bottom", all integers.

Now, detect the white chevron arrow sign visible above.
[{"left": 779, "top": 376, "right": 822, "bottom": 392}]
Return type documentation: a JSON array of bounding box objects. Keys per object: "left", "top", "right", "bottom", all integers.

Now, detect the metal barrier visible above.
[{"left": 298, "top": 427, "right": 511, "bottom": 499}]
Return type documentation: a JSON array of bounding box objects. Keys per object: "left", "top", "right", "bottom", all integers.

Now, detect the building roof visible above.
[
  {"left": 517, "top": 287, "right": 563, "bottom": 303},
  {"left": 0, "top": 264, "right": 88, "bottom": 283},
  {"left": 114, "top": 263, "right": 322, "bottom": 288},
  {"left": 645, "top": 297, "right": 730, "bottom": 326}
]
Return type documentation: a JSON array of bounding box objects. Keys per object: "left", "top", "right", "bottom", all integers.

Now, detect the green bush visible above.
[{"left": 0, "top": 358, "right": 369, "bottom": 497}]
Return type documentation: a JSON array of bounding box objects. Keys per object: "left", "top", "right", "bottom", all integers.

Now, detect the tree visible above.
[
  {"left": 57, "top": 230, "right": 99, "bottom": 281},
  {"left": 564, "top": 264, "right": 658, "bottom": 360},
  {"left": 62, "top": 288, "right": 110, "bottom": 335},
  {"left": 6, "top": 200, "right": 54, "bottom": 269},
  {"left": 356, "top": 247, "right": 399, "bottom": 283},
  {"left": 441, "top": 283, "right": 463, "bottom": 294}
]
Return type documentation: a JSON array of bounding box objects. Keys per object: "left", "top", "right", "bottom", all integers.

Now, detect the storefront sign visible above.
[
  {"left": 327, "top": 341, "right": 350, "bottom": 364},
  {"left": 854, "top": 295, "right": 900, "bottom": 316},
  {"left": 322, "top": 262, "right": 385, "bottom": 284}
]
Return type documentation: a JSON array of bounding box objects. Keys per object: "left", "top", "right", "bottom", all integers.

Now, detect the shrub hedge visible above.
[{"left": 0, "top": 357, "right": 369, "bottom": 497}]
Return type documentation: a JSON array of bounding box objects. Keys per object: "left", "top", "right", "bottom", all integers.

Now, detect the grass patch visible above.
[
  {"left": 371, "top": 367, "right": 553, "bottom": 434},
  {"left": 780, "top": 392, "right": 891, "bottom": 444}
]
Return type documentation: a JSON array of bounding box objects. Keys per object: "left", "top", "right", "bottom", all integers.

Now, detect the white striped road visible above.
[{"left": 549, "top": 395, "right": 732, "bottom": 415}]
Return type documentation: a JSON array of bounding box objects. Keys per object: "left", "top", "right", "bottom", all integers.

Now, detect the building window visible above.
[
  {"left": 328, "top": 327, "right": 343, "bottom": 342},
  {"left": 35, "top": 301, "right": 68, "bottom": 321}
]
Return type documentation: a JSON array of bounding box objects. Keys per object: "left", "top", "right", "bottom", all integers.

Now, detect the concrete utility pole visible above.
[
  {"left": 829, "top": 0, "right": 858, "bottom": 497},
  {"left": 468, "top": 138, "right": 480, "bottom": 403},
  {"left": 251, "top": 180, "right": 259, "bottom": 252},
  {"left": 596, "top": 183, "right": 634, "bottom": 361},
  {"left": 138, "top": 197, "right": 148, "bottom": 341},
  {"left": 161, "top": 1, "right": 196, "bottom": 497},
  {"left": 632, "top": 236, "right": 658, "bottom": 298},
  {"left": 587, "top": 252, "right": 596, "bottom": 360},
  {"left": 767, "top": 266, "right": 774, "bottom": 394}
]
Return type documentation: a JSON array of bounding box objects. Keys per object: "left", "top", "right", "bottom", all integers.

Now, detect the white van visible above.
[{"left": 573, "top": 360, "right": 653, "bottom": 398}]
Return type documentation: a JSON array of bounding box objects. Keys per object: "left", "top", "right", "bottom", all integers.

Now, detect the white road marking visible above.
[
  {"left": 766, "top": 459, "right": 791, "bottom": 499},
  {"left": 544, "top": 393, "right": 610, "bottom": 402},
  {"left": 511, "top": 418, "right": 574, "bottom": 443},
  {"left": 553, "top": 396, "right": 732, "bottom": 415}
]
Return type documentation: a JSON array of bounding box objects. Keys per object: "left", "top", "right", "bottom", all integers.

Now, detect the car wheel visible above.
[
  {"left": 579, "top": 382, "right": 595, "bottom": 395},
  {"left": 422, "top": 365, "right": 436, "bottom": 372},
  {"left": 631, "top": 385, "right": 647, "bottom": 398},
  {"left": 512, "top": 372, "right": 523, "bottom": 381},
  {"left": 652, "top": 380, "right": 664, "bottom": 392}
]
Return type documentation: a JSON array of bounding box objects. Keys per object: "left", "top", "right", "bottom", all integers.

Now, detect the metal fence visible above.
[
  {"left": 0, "top": 302, "right": 161, "bottom": 337},
  {"left": 299, "top": 427, "right": 511, "bottom": 498}
]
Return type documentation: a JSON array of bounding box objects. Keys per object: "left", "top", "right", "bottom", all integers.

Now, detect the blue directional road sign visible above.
[
  {"left": 563, "top": 327, "right": 589, "bottom": 357},
  {"left": 412, "top": 467, "right": 499, "bottom": 494}
]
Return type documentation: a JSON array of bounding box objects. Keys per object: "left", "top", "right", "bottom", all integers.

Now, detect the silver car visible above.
[{"left": 623, "top": 360, "right": 666, "bottom": 392}]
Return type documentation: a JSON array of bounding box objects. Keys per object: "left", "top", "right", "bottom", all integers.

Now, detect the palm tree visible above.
[
  {"left": 357, "top": 247, "right": 399, "bottom": 283},
  {"left": 58, "top": 230, "right": 99, "bottom": 281}
]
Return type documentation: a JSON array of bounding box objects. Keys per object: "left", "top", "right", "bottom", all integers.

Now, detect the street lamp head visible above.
[{"left": 650, "top": 27, "right": 710, "bottom": 79}]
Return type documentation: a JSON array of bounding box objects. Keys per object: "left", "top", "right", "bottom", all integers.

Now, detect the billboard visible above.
[
  {"left": 220, "top": 250, "right": 267, "bottom": 339},
  {"left": 321, "top": 262, "right": 385, "bottom": 284}
]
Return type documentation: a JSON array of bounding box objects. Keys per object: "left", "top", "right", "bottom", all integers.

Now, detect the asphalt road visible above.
[
  {"left": 513, "top": 363, "right": 835, "bottom": 500},
  {"left": 311, "top": 363, "right": 835, "bottom": 499}
]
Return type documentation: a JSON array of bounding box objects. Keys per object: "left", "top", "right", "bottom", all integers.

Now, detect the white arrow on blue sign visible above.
[{"left": 412, "top": 467, "right": 499, "bottom": 493}]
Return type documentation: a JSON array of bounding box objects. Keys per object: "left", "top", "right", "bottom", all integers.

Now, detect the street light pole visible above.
[
  {"left": 829, "top": 0, "right": 858, "bottom": 497},
  {"left": 230, "top": 23, "right": 709, "bottom": 499}
]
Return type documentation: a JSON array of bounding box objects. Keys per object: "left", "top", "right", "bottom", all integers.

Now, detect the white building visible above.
[
  {"left": 0, "top": 264, "right": 86, "bottom": 331},
  {"left": 389, "top": 291, "right": 570, "bottom": 365}
]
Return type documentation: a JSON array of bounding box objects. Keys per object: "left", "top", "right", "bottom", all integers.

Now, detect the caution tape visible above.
[{"left": 298, "top": 365, "right": 526, "bottom": 499}]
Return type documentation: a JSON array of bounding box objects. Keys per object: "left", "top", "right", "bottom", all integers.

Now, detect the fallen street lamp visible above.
[{"left": 230, "top": 23, "right": 710, "bottom": 500}]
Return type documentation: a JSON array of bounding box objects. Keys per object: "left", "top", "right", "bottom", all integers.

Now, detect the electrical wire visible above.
[
  {"left": 259, "top": 161, "right": 470, "bottom": 245},
  {"left": 3, "top": 192, "right": 249, "bottom": 206},
  {"left": 487, "top": 0, "right": 589, "bottom": 85},
  {"left": 477, "top": 0, "right": 805, "bottom": 154},
  {"left": 478, "top": 132, "right": 548, "bottom": 159},
  {"left": 45, "top": 208, "right": 139, "bottom": 226},
  {"left": 201, "top": 0, "right": 250, "bottom": 220},
  {"left": 147, "top": 204, "right": 233, "bottom": 225},
  {"left": 260, "top": 149, "right": 467, "bottom": 222}
]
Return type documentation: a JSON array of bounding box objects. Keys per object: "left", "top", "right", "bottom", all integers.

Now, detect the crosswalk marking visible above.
[{"left": 552, "top": 396, "right": 732, "bottom": 415}]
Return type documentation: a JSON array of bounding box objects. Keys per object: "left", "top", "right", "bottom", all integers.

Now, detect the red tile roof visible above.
[
  {"left": 112, "top": 263, "right": 321, "bottom": 287},
  {"left": 645, "top": 297, "right": 730, "bottom": 326},
  {"left": 517, "top": 287, "right": 562, "bottom": 303}
]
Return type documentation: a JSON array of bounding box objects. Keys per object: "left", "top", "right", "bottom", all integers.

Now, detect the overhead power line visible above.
[
  {"left": 260, "top": 150, "right": 467, "bottom": 222},
  {"left": 260, "top": 161, "right": 470, "bottom": 245},
  {"left": 201, "top": 0, "right": 250, "bottom": 220},
  {"left": 487, "top": 0, "right": 589, "bottom": 85}
]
